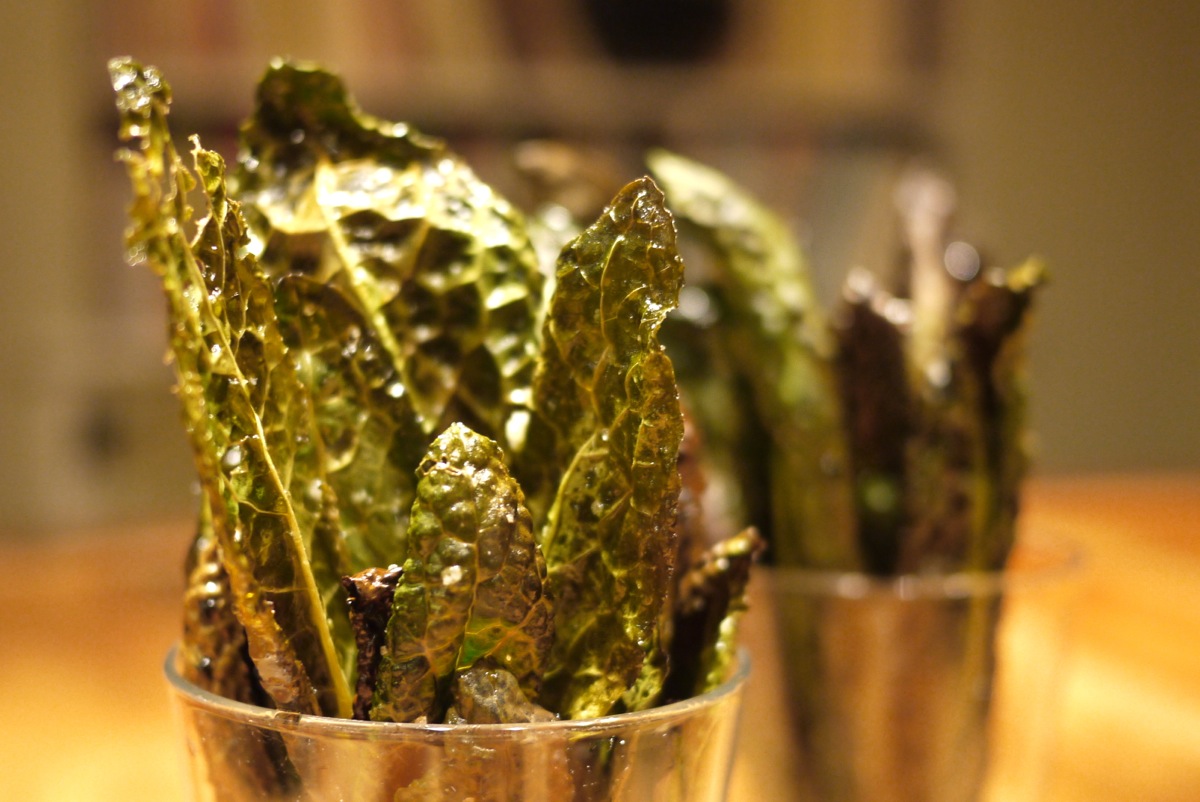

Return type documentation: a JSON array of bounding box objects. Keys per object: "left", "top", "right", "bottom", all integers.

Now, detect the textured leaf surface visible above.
[
  {"left": 646, "top": 149, "right": 858, "bottom": 570},
  {"left": 273, "top": 276, "right": 426, "bottom": 573},
  {"left": 234, "top": 62, "right": 543, "bottom": 455},
  {"left": 371, "top": 423, "right": 553, "bottom": 722},
  {"left": 111, "top": 58, "right": 351, "bottom": 717},
  {"left": 533, "top": 178, "right": 686, "bottom": 719}
]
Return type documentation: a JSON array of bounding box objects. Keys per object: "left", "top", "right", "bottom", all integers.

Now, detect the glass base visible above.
[{"left": 165, "top": 646, "right": 749, "bottom": 802}]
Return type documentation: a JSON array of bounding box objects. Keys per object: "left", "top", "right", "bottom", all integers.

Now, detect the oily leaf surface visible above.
[
  {"left": 647, "top": 149, "right": 858, "bottom": 570},
  {"left": 111, "top": 58, "right": 351, "bottom": 717},
  {"left": 534, "top": 178, "right": 686, "bottom": 719},
  {"left": 371, "top": 423, "right": 553, "bottom": 722},
  {"left": 234, "top": 61, "right": 544, "bottom": 457},
  {"left": 273, "top": 276, "right": 426, "bottom": 572}
]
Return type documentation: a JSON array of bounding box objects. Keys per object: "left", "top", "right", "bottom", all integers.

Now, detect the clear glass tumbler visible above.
[
  {"left": 769, "top": 539, "right": 1083, "bottom": 802},
  {"left": 165, "top": 647, "right": 749, "bottom": 802}
]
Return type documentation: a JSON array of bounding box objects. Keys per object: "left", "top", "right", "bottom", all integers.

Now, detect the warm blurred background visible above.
[
  {"left": 1, "top": 0, "right": 1196, "bottom": 534},
  {"left": 0, "top": 2, "right": 1196, "bottom": 800}
]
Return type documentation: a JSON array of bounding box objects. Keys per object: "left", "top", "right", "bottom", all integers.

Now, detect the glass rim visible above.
[
  {"left": 164, "top": 644, "right": 750, "bottom": 738},
  {"left": 767, "top": 536, "right": 1085, "bottom": 601}
]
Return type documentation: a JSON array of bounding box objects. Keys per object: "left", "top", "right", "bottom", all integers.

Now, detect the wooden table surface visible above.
[{"left": 1, "top": 473, "right": 1197, "bottom": 801}]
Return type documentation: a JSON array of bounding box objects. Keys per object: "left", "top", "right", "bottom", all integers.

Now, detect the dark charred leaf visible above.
[
  {"left": 180, "top": 501, "right": 258, "bottom": 704},
  {"left": 646, "top": 149, "right": 858, "bottom": 570},
  {"left": 371, "top": 423, "right": 553, "bottom": 723},
  {"left": 955, "top": 259, "right": 1047, "bottom": 569},
  {"left": 899, "top": 259, "right": 1047, "bottom": 573},
  {"left": 180, "top": 502, "right": 301, "bottom": 799},
  {"left": 899, "top": 371, "right": 977, "bottom": 571},
  {"left": 664, "top": 528, "right": 763, "bottom": 701},
  {"left": 342, "top": 564, "right": 404, "bottom": 720},
  {"left": 835, "top": 270, "right": 913, "bottom": 574},
  {"left": 534, "top": 178, "right": 685, "bottom": 719},
  {"left": 111, "top": 58, "right": 352, "bottom": 717}
]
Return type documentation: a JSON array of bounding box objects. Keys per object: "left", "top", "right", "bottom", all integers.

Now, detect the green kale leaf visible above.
[
  {"left": 111, "top": 58, "right": 353, "bottom": 717},
  {"left": 234, "top": 61, "right": 544, "bottom": 457},
  {"left": 532, "top": 178, "right": 686, "bottom": 719},
  {"left": 370, "top": 423, "right": 553, "bottom": 722},
  {"left": 646, "top": 149, "right": 858, "bottom": 570},
  {"left": 116, "top": 60, "right": 757, "bottom": 733}
]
